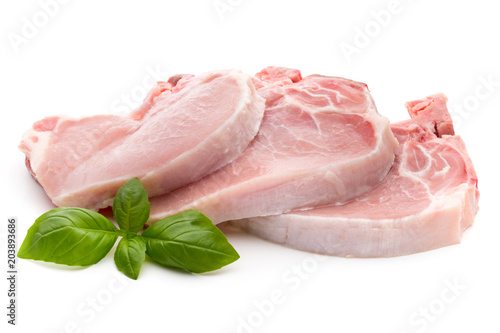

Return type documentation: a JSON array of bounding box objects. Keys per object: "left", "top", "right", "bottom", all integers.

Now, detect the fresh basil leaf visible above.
[
  {"left": 114, "top": 236, "right": 146, "bottom": 280},
  {"left": 142, "top": 210, "right": 240, "bottom": 273},
  {"left": 18, "top": 207, "right": 118, "bottom": 266},
  {"left": 113, "top": 178, "right": 150, "bottom": 233}
]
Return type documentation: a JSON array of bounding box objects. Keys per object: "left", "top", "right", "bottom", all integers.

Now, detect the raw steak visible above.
[
  {"left": 19, "top": 70, "right": 265, "bottom": 210},
  {"left": 234, "top": 94, "right": 479, "bottom": 257},
  {"left": 148, "top": 67, "right": 398, "bottom": 224}
]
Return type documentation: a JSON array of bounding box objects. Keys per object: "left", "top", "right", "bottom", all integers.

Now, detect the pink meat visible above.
[
  {"left": 234, "top": 94, "right": 479, "bottom": 257},
  {"left": 148, "top": 67, "right": 398, "bottom": 224},
  {"left": 19, "top": 70, "right": 265, "bottom": 210}
]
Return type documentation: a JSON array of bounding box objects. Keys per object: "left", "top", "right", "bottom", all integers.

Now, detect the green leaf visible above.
[
  {"left": 113, "top": 178, "right": 150, "bottom": 233},
  {"left": 114, "top": 236, "right": 146, "bottom": 280},
  {"left": 142, "top": 210, "right": 240, "bottom": 273},
  {"left": 18, "top": 207, "right": 118, "bottom": 266}
]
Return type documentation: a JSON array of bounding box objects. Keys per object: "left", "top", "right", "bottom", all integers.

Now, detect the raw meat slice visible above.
[
  {"left": 148, "top": 67, "right": 398, "bottom": 224},
  {"left": 233, "top": 94, "right": 479, "bottom": 257},
  {"left": 19, "top": 70, "right": 265, "bottom": 210}
]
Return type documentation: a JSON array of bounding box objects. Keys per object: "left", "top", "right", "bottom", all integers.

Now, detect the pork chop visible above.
[
  {"left": 148, "top": 67, "right": 398, "bottom": 224},
  {"left": 233, "top": 94, "right": 479, "bottom": 257},
  {"left": 19, "top": 70, "right": 265, "bottom": 210}
]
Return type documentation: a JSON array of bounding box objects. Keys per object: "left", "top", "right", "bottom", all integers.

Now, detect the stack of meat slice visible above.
[{"left": 19, "top": 66, "right": 479, "bottom": 257}]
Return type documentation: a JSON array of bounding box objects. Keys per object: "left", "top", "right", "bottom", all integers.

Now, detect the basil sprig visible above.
[{"left": 18, "top": 178, "right": 240, "bottom": 279}]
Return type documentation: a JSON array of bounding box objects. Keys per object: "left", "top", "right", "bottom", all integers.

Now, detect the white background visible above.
[{"left": 1, "top": 1, "right": 499, "bottom": 332}]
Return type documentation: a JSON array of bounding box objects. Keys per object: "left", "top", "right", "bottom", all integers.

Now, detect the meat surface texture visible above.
[
  {"left": 19, "top": 70, "right": 266, "bottom": 210},
  {"left": 148, "top": 67, "right": 398, "bottom": 224},
  {"left": 233, "top": 94, "right": 479, "bottom": 257}
]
